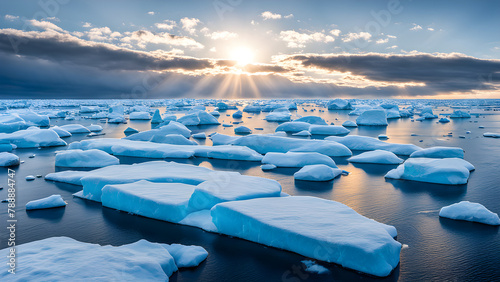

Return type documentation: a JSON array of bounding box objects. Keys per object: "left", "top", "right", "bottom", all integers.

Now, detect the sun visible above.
[{"left": 230, "top": 47, "right": 255, "bottom": 66}]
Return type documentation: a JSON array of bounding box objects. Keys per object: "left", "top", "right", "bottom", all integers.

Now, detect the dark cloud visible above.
[
  {"left": 0, "top": 29, "right": 213, "bottom": 71},
  {"left": 286, "top": 53, "right": 500, "bottom": 92}
]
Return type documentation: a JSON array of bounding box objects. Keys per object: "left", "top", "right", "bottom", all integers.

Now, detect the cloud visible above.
[
  {"left": 4, "top": 15, "right": 19, "bottom": 21},
  {"left": 155, "top": 20, "right": 176, "bottom": 30},
  {"left": 330, "top": 29, "right": 341, "bottom": 37},
  {"left": 427, "top": 27, "right": 435, "bottom": 31},
  {"left": 342, "top": 32, "right": 371, "bottom": 43},
  {"left": 86, "top": 27, "right": 121, "bottom": 41},
  {"left": 147, "top": 11, "right": 155, "bottom": 15},
  {"left": 376, "top": 38, "right": 389, "bottom": 44},
  {"left": 261, "top": 11, "right": 282, "bottom": 20},
  {"left": 0, "top": 29, "right": 212, "bottom": 71},
  {"left": 386, "top": 45, "right": 398, "bottom": 49},
  {"left": 82, "top": 22, "right": 92, "bottom": 28},
  {"left": 206, "top": 31, "right": 238, "bottom": 40},
  {"left": 121, "top": 30, "right": 204, "bottom": 49},
  {"left": 410, "top": 23, "right": 422, "bottom": 31},
  {"left": 284, "top": 14, "right": 294, "bottom": 19},
  {"left": 180, "top": 17, "right": 200, "bottom": 35},
  {"left": 44, "top": 17, "right": 60, "bottom": 22},
  {"left": 280, "top": 30, "right": 335, "bottom": 48},
  {"left": 282, "top": 53, "right": 500, "bottom": 93},
  {"left": 27, "top": 19, "right": 65, "bottom": 33}
]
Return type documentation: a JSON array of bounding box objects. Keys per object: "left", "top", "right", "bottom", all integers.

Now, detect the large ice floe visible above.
[
  {"left": 211, "top": 133, "right": 352, "bottom": 157},
  {"left": 211, "top": 196, "right": 401, "bottom": 277},
  {"left": 262, "top": 152, "right": 337, "bottom": 168},
  {"left": 125, "top": 121, "right": 191, "bottom": 139},
  {"left": 326, "top": 98, "right": 354, "bottom": 110},
  {"left": 385, "top": 158, "right": 475, "bottom": 185},
  {"left": 439, "top": 201, "right": 500, "bottom": 225},
  {"left": 55, "top": 149, "right": 120, "bottom": 168},
  {"left": 68, "top": 138, "right": 263, "bottom": 161},
  {"left": 0, "top": 237, "right": 207, "bottom": 281},
  {"left": 309, "top": 125, "right": 350, "bottom": 135},
  {"left": 326, "top": 135, "right": 421, "bottom": 156},
  {"left": 409, "top": 146, "right": 464, "bottom": 159},
  {"left": 0, "top": 127, "right": 66, "bottom": 148},
  {"left": 59, "top": 124, "right": 91, "bottom": 134},
  {"left": 348, "top": 150, "right": 404, "bottom": 164}
]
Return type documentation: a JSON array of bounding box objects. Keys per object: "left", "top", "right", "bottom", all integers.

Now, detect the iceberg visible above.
[
  {"left": 275, "top": 121, "right": 311, "bottom": 133},
  {"left": 342, "top": 120, "right": 357, "bottom": 127},
  {"left": 59, "top": 124, "right": 91, "bottom": 134},
  {"left": 151, "top": 109, "right": 163, "bottom": 123},
  {"left": 212, "top": 134, "right": 352, "bottom": 157},
  {"left": 0, "top": 152, "right": 20, "bottom": 166},
  {"left": 439, "top": 201, "right": 500, "bottom": 225},
  {"left": 55, "top": 149, "right": 120, "bottom": 168},
  {"left": 265, "top": 110, "right": 291, "bottom": 122},
  {"left": 326, "top": 135, "right": 422, "bottom": 156},
  {"left": 450, "top": 110, "right": 471, "bottom": 118},
  {"left": 385, "top": 158, "right": 475, "bottom": 185},
  {"left": 50, "top": 126, "right": 72, "bottom": 138},
  {"left": 162, "top": 244, "right": 208, "bottom": 268},
  {"left": 191, "top": 132, "right": 207, "bottom": 139},
  {"left": 26, "top": 194, "right": 66, "bottom": 210},
  {"left": 0, "top": 127, "right": 66, "bottom": 148},
  {"left": 262, "top": 152, "right": 337, "bottom": 168},
  {"left": 326, "top": 98, "right": 353, "bottom": 110},
  {"left": 129, "top": 111, "right": 151, "bottom": 120},
  {"left": 150, "top": 134, "right": 198, "bottom": 145},
  {"left": 294, "top": 164, "right": 342, "bottom": 181},
  {"left": 348, "top": 150, "right": 403, "bottom": 164},
  {"left": 86, "top": 124, "right": 103, "bottom": 132},
  {"left": 309, "top": 125, "right": 350, "bottom": 135},
  {"left": 0, "top": 237, "right": 189, "bottom": 281},
  {"left": 234, "top": 126, "right": 252, "bottom": 134},
  {"left": 409, "top": 146, "right": 464, "bottom": 159},
  {"left": 124, "top": 127, "right": 139, "bottom": 134},
  {"left": 232, "top": 110, "right": 243, "bottom": 118},
  {"left": 356, "top": 109, "right": 388, "bottom": 126},
  {"left": 211, "top": 196, "right": 401, "bottom": 277},
  {"left": 16, "top": 111, "right": 50, "bottom": 127},
  {"left": 125, "top": 121, "right": 191, "bottom": 139}
]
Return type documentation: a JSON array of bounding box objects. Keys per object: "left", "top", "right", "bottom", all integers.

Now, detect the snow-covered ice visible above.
[
  {"left": 0, "top": 152, "right": 20, "bottom": 166},
  {"left": 309, "top": 125, "right": 350, "bottom": 135},
  {"left": 262, "top": 152, "right": 337, "bottom": 168},
  {"left": 211, "top": 196, "right": 400, "bottom": 277},
  {"left": 326, "top": 99, "right": 353, "bottom": 110},
  {"left": 292, "top": 130, "right": 311, "bottom": 136},
  {"left": 356, "top": 109, "right": 388, "bottom": 126},
  {"left": 385, "top": 158, "right": 475, "bottom": 185},
  {"left": 234, "top": 126, "right": 252, "bottom": 134},
  {"left": 342, "top": 120, "right": 357, "bottom": 127},
  {"left": 50, "top": 126, "right": 72, "bottom": 138},
  {"left": 326, "top": 135, "right": 421, "bottom": 155},
  {"left": 162, "top": 244, "right": 209, "bottom": 268},
  {"left": 212, "top": 133, "right": 352, "bottom": 157},
  {"left": 348, "top": 150, "right": 404, "bottom": 165},
  {"left": 55, "top": 149, "right": 120, "bottom": 168},
  {"left": 439, "top": 201, "right": 500, "bottom": 225},
  {"left": 59, "top": 124, "right": 91, "bottom": 134},
  {"left": 129, "top": 111, "right": 151, "bottom": 120},
  {"left": 0, "top": 127, "right": 66, "bottom": 148},
  {"left": 409, "top": 146, "right": 464, "bottom": 159},
  {"left": 294, "top": 164, "right": 342, "bottom": 181},
  {"left": 191, "top": 132, "right": 207, "bottom": 139},
  {"left": 26, "top": 194, "right": 66, "bottom": 210}
]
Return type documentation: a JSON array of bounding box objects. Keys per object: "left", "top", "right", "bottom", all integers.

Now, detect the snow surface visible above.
[
  {"left": 326, "top": 135, "right": 421, "bottom": 155},
  {"left": 59, "top": 124, "right": 91, "bottom": 134},
  {"left": 55, "top": 149, "right": 119, "bottom": 168},
  {"left": 356, "top": 109, "right": 388, "bottom": 126},
  {"left": 309, "top": 125, "right": 350, "bottom": 135},
  {"left": 45, "top": 170, "right": 90, "bottom": 186},
  {"left": 348, "top": 150, "right": 403, "bottom": 165},
  {"left": 294, "top": 164, "right": 342, "bottom": 181},
  {"left": 409, "top": 147, "right": 464, "bottom": 159},
  {"left": 292, "top": 130, "right": 311, "bottom": 136},
  {"left": 439, "top": 201, "right": 500, "bottom": 225},
  {"left": 0, "top": 152, "right": 20, "bottom": 166},
  {"left": 262, "top": 152, "right": 337, "bottom": 168},
  {"left": 162, "top": 244, "right": 209, "bottom": 268},
  {"left": 212, "top": 133, "right": 352, "bottom": 157},
  {"left": 211, "top": 196, "right": 400, "bottom": 277},
  {"left": 0, "top": 127, "right": 66, "bottom": 148},
  {"left": 129, "top": 111, "right": 151, "bottom": 120},
  {"left": 385, "top": 158, "right": 475, "bottom": 185},
  {"left": 26, "top": 194, "right": 66, "bottom": 210},
  {"left": 0, "top": 237, "right": 197, "bottom": 281},
  {"left": 50, "top": 126, "right": 72, "bottom": 138},
  {"left": 102, "top": 180, "right": 196, "bottom": 222}
]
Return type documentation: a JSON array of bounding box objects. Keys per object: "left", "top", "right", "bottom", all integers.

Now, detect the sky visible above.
[{"left": 0, "top": 0, "right": 499, "bottom": 99}]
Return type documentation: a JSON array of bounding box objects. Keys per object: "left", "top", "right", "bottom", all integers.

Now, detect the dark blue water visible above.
[{"left": 1, "top": 104, "right": 499, "bottom": 281}]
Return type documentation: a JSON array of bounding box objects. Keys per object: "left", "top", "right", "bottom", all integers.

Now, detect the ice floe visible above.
[
  {"left": 356, "top": 109, "right": 388, "bottom": 126},
  {"left": 262, "top": 152, "right": 337, "bottom": 168},
  {"left": 409, "top": 146, "right": 464, "bottom": 159},
  {"left": 26, "top": 194, "right": 66, "bottom": 210},
  {"left": 0, "top": 152, "right": 20, "bottom": 166},
  {"left": 349, "top": 150, "right": 404, "bottom": 164},
  {"left": 326, "top": 135, "right": 421, "bottom": 155},
  {"left": 294, "top": 164, "right": 342, "bottom": 181},
  {"left": 55, "top": 149, "right": 120, "bottom": 168},
  {"left": 439, "top": 201, "right": 500, "bottom": 225},
  {"left": 385, "top": 158, "right": 475, "bottom": 185},
  {"left": 0, "top": 127, "right": 66, "bottom": 148}
]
